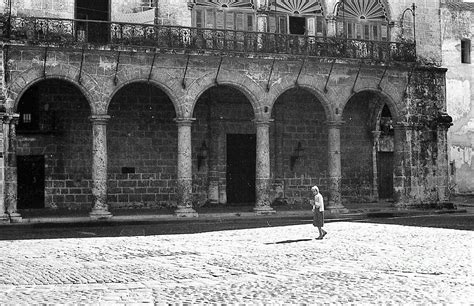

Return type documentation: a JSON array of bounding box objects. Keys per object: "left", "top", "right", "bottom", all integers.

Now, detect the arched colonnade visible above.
[{"left": 2, "top": 65, "right": 402, "bottom": 219}]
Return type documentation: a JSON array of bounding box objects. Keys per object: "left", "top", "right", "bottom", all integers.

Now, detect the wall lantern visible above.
[
  {"left": 197, "top": 141, "right": 208, "bottom": 170},
  {"left": 290, "top": 141, "right": 304, "bottom": 171}
]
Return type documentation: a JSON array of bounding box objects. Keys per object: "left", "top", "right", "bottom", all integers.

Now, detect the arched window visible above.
[
  {"left": 336, "top": 0, "right": 390, "bottom": 41},
  {"left": 380, "top": 104, "right": 394, "bottom": 136},
  {"left": 268, "top": 0, "right": 325, "bottom": 36},
  {"left": 191, "top": 0, "right": 256, "bottom": 31}
]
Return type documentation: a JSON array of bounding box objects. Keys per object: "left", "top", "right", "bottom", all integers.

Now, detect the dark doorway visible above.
[
  {"left": 226, "top": 134, "right": 256, "bottom": 205},
  {"left": 377, "top": 152, "right": 394, "bottom": 199},
  {"left": 17, "top": 155, "right": 45, "bottom": 209},
  {"left": 76, "top": 0, "right": 110, "bottom": 43},
  {"left": 289, "top": 16, "right": 306, "bottom": 35}
]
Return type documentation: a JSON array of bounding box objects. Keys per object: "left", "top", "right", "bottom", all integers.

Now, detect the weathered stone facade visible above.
[
  {"left": 0, "top": 0, "right": 453, "bottom": 221},
  {"left": 441, "top": 1, "right": 474, "bottom": 195}
]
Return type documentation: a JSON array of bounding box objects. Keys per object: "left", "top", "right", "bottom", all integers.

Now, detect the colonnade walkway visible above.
[{"left": 7, "top": 199, "right": 468, "bottom": 225}]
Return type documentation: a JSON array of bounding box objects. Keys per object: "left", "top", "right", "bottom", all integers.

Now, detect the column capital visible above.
[
  {"left": 174, "top": 117, "right": 196, "bottom": 126},
  {"left": 253, "top": 118, "right": 274, "bottom": 126},
  {"left": 89, "top": 115, "right": 110, "bottom": 124},
  {"left": 326, "top": 120, "right": 344, "bottom": 128},
  {"left": 372, "top": 130, "right": 381, "bottom": 141},
  {"left": 1, "top": 113, "right": 20, "bottom": 125}
]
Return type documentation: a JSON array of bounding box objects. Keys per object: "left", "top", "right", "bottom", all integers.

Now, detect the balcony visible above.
[{"left": 0, "top": 15, "right": 416, "bottom": 63}]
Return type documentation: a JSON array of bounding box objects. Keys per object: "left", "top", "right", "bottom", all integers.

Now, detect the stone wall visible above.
[
  {"left": 192, "top": 86, "right": 255, "bottom": 206},
  {"left": 3, "top": 43, "right": 450, "bottom": 209},
  {"left": 341, "top": 94, "right": 375, "bottom": 202},
  {"left": 396, "top": 68, "right": 450, "bottom": 205},
  {"left": 16, "top": 80, "right": 92, "bottom": 209},
  {"left": 107, "top": 82, "right": 178, "bottom": 209},
  {"left": 441, "top": 4, "right": 474, "bottom": 195},
  {"left": 4, "top": 0, "right": 74, "bottom": 19},
  {"left": 271, "top": 88, "right": 328, "bottom": 205}
]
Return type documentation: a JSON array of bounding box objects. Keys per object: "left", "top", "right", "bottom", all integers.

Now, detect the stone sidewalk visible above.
[
  {"left": 0, "top": 221, "right": 472, "bottom": 304},
  {"left": 11, "top": 199, "right": 467, "bottom": 225}
]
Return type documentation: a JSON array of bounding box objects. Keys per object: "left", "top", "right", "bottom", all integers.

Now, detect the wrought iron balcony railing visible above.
[{"left": 0, "top": 15, "right": 416, "bottom": 62}]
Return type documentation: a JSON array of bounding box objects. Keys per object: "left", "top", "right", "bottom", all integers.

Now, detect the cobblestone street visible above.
[{"left": 0, "top": 222, "right": 472, "bottom": 304}]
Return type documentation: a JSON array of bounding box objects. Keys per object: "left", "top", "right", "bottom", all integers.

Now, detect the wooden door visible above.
[
  {"left": 226, "top": 134, "right": 256, "bottom": 205},
  {"left": 17, "top": 155, "right": 45, "bottom": 209},
  {"left": 377, "top": 152, "right": 394, "bottom": 199}
]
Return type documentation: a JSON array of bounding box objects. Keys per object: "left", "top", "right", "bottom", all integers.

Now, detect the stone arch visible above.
[
  {"left": 339, "top": 87, "right": 400, "bottom": 203},
  {"left": 269, "top": 81, "right": 334, "bottom": 122},
  {"left": 186, "top": 71, "right": 266, "bottom": 120},
  {"left": 105, "top": 79, "right": 180, "bottom": 117},
  {"left": 8, "top": 66, "right": 97, "bottom": 113},
  {"left": 341, "top": 87, "right": 400, "bottom": 123},
  {"left": 269, "top": 77, "right": 331, "bottom": 205}
]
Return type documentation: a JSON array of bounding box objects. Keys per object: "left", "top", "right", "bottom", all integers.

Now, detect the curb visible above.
[{"left": 0, "top": 208, "right": 465, "bottom": 227}]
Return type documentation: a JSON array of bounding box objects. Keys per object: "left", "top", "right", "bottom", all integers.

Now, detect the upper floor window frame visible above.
[
  {"left": 268, "top": 13, "right": 326, "bottom": 36},
  {"left": 335, "top": 0, "right": 390, "bottom": 41},
  {"left": 461, "top": 39, "right": 471, "bottom": 64},
  {"left": 267, "top": 0, "right": 326, "bottom": 36},
  {"left": 191, "top": 1, "right": 256, "bottom": 32}
]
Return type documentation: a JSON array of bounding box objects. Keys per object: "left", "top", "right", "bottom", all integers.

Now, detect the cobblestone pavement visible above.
[{"left": 0, "top": 222, "right": 472, "bottom": 304}]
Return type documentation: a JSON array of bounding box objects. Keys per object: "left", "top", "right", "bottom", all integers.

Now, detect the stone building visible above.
[
  {"left": 0, "top": 0, "right": 452, "bottom": 222},
  {"left": 441, "top": 0, "right": 474, "bottom": 195}
]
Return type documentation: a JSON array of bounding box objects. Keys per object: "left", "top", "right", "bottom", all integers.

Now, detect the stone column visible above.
[
  {"left": 371, "top": 130, "right": 381, "bottom": 201},
  {"left": 327, "top": 120, "right": 347, "bottom": 213},
  {"left": 392, "top": 123, "right": 411, "bottom": 207},
  {"left": 254, "top": 119, "right": 275, "bottom": 214},
  {"left": 89, "top": 115, "right": 112, "bottom": 219},
  {"left": 175, "top": 118, "right": 198, "bottom": 217},
  {"left": 436, "top": 122, "right": 452, "bottom": 204},
  {"left": 0, "top": 113, "right": 9, "bottom": 222},
  {"left": 5, "top": 114, "right": 21, "bottom": 222},
  {"left": 207, "top": 118, "right": 220, "bottom": 205}
]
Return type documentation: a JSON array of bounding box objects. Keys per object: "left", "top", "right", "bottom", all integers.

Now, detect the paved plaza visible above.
[{"left": 0, "top": 221, "right": 472, "bottom": 304}]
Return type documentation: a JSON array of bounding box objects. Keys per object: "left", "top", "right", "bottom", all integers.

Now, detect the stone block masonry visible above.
[
  {"left": 108, "top": 82, "right": 179, "bottom": 209},
  {"left": 2, "top": 41, "right": 451, "bottom": 212}
]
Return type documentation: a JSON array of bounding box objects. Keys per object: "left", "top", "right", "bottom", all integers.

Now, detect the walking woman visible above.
[{"left": 311, "top": 186, "right": 327, "bottom": 240}]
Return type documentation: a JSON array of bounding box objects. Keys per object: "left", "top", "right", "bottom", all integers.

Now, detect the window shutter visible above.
[
  {"left": 196, "top": 9, "right": 203, "bottom": 28},
  {"left": 247, "top": 14, "right": 254, "bottom": 31},
  {"left": 381, "top": 24, "right": 387, "bottom": 41},
  {"left": 226, "top": 12, "right": 234, "bottom": 30},
  {"left": 373, "top": 25, "right": 378, "bottom": 40},
  {"left": 356, "top": 24, "right": 362, "bottom": 39},
  {"left": 316, "top": 17, "right": 324, "bottom": 35},
  {"left": 216, "top": 11, "right": 224, "bottom": 29},
  {"left": 278, "top": 16, "right": 287, "bottom": 34},
  {"left": 236, "top": 13, "right": 244, "bottom": 31},
  {"left": 269, "top": 15, "right": 276, "bottom": 33},
  {"left": 206, "top": 9, "right": 215, "bottom": 28},
  {"left": 364, "top": 25, "right": 370, "bottom": 40},
  {"left": 307, "top": 17, "right": 315, "bottom": 36},
  {"left": 347, "top": 22, "right": 352, "bottom": 38}
]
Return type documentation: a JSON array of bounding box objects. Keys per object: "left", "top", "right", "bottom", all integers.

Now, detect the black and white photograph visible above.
[{"left": 0, "top": 0, "right": 472, "bottom": 303}]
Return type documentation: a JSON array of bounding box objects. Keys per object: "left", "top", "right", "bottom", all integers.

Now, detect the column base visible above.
[
  {"left": 175, "top": 207, "right": 198, "bottom": 218},
  {"left": 8, "top": 212, "right": 23, "bottom": 223},
  {"left": 326, "top": 203, "right": 349, "bottom": 214},
  {"left": 253, "top": 206, "right": 276, "bottom": 215},
  {"left": 0, "top": 213, "right": 10, "bottom": 223},
  {"left": 89, "top": 209, "right": 113, "bottom": 220}
]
